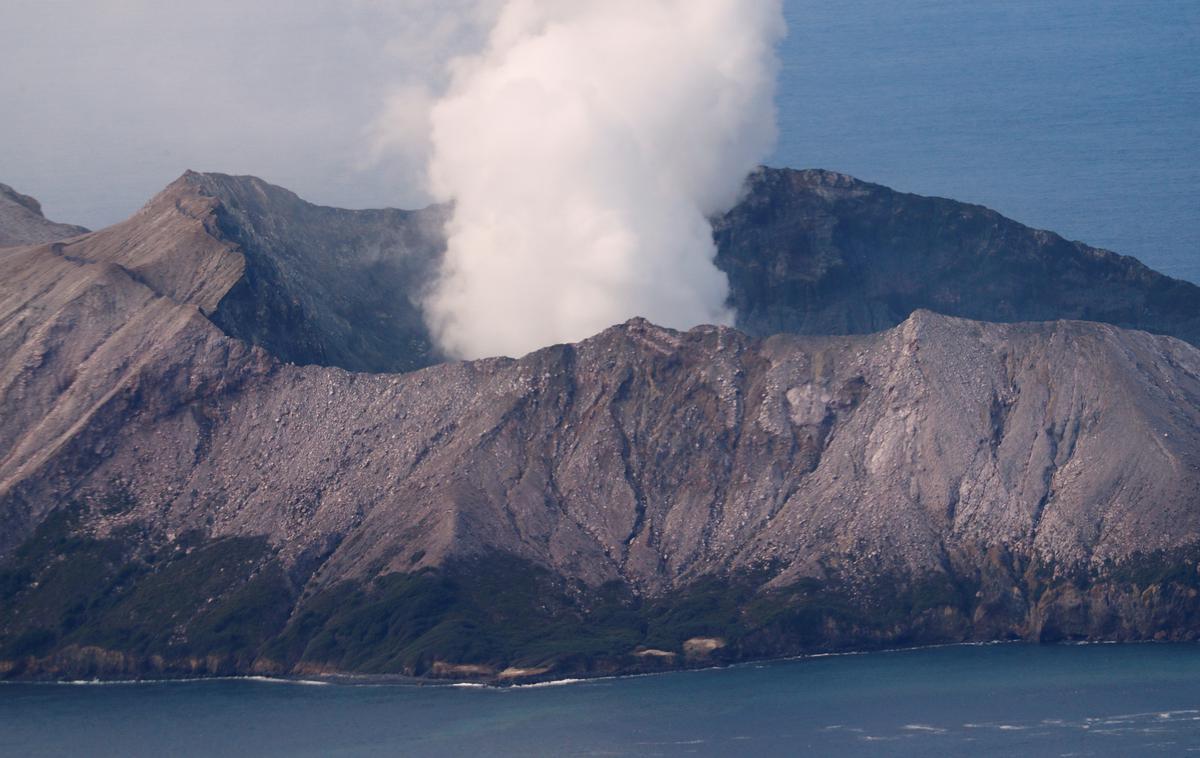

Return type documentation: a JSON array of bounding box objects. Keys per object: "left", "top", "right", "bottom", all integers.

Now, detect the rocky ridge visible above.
[{"left": 7, "top": 168, "right": 1193, "bottom": 379}]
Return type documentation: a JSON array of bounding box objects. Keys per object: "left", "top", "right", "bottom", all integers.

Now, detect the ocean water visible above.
[
  {"left": 3, "top": 644, "right": 1200, "bottom": 756},
  {"left": 773, "top": 0, "right": 1200, "bottom": 284}
]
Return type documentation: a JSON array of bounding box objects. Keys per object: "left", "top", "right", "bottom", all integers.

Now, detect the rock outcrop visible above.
[{"left": 0, "top": 183, "right": 89, "bottom": 248}]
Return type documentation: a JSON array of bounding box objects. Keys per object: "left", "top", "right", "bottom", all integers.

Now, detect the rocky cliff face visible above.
[
  {"left": 0, "top": 183, "right": 89, "bottom": 248},
  {"left": 0, "top": 170, "right": 1198, "bottom": 681},
  {"left": 715, "top": 169, "right": 1200, "bottom": 346}
]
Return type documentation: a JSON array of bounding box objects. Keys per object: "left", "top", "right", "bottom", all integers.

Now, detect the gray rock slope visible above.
[
  {"left": 0, "top": 183, "right": 88, "bottom": 248},
  {"left": 4, "top": 270, "right": 1199, "bottom": 590}
]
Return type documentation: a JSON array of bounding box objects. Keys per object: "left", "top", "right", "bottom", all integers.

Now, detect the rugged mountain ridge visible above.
[
  {"left": 0, "top": 183, "right": 89, "bottom": 248},
  {"left": 0, "top": 170, "right": 1198, "bottom": 680},
  {"left": 7, "top": 168, "right": 1193, "bottom": 379}
]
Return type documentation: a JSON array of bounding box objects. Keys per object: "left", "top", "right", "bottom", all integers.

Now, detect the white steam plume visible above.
[{"left": 422, "top": 0, "right": 785, "bottom": 359}]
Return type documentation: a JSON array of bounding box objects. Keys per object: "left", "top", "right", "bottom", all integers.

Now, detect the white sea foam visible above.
[
  {"left": 511, "top": 678, "right": 587, "bottom": 689},
  {"left": 55, "top": 675, "right": 329, "bottom": 687},
  {"left": 241, "top": 676, "right": 329, "bottom": 686}
]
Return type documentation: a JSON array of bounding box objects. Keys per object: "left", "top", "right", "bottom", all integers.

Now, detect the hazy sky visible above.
[{"left": 2, "top": 0, "right": 502, "bottom": 227}]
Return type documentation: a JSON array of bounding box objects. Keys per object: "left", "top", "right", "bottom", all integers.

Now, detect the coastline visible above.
[{"left": 4, "top": 638, "right": 1186, "bottom": 691}]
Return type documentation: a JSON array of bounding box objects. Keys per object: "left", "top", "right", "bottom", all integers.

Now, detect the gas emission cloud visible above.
[{"left": 417, "top": 1, "right": 785, "bottom": 358}]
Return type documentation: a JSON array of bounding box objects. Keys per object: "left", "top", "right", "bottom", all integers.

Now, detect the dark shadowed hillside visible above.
[
  {"left": 191, "top": 173, "right": 448, "bottom": 373},
  {"left": 714, "top": 168, "right": 1200, "bottom": 346}
]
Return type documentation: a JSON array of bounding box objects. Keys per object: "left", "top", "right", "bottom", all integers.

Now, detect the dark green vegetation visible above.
[
  {"left": 0, "top": 505, "right": 293, "bottom": 677},
  {"left": 3, "top": 502, "right": 1199, "bottom": 682}
]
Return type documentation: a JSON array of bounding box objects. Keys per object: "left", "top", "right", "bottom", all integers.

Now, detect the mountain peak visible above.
[
  {"left": 0, "top": 183, "right": 43, "bottom": 216},
  {"left": 0, "top": 182, "right": 89, "bottom": 247}
]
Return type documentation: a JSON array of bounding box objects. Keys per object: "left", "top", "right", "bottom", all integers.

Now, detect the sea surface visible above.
[
  {"left": 774, "top": 0, "right": 1199, "bottom": 284},
  {"left": 3, "top": 644, "right": 1200, "bottom": 756}
]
